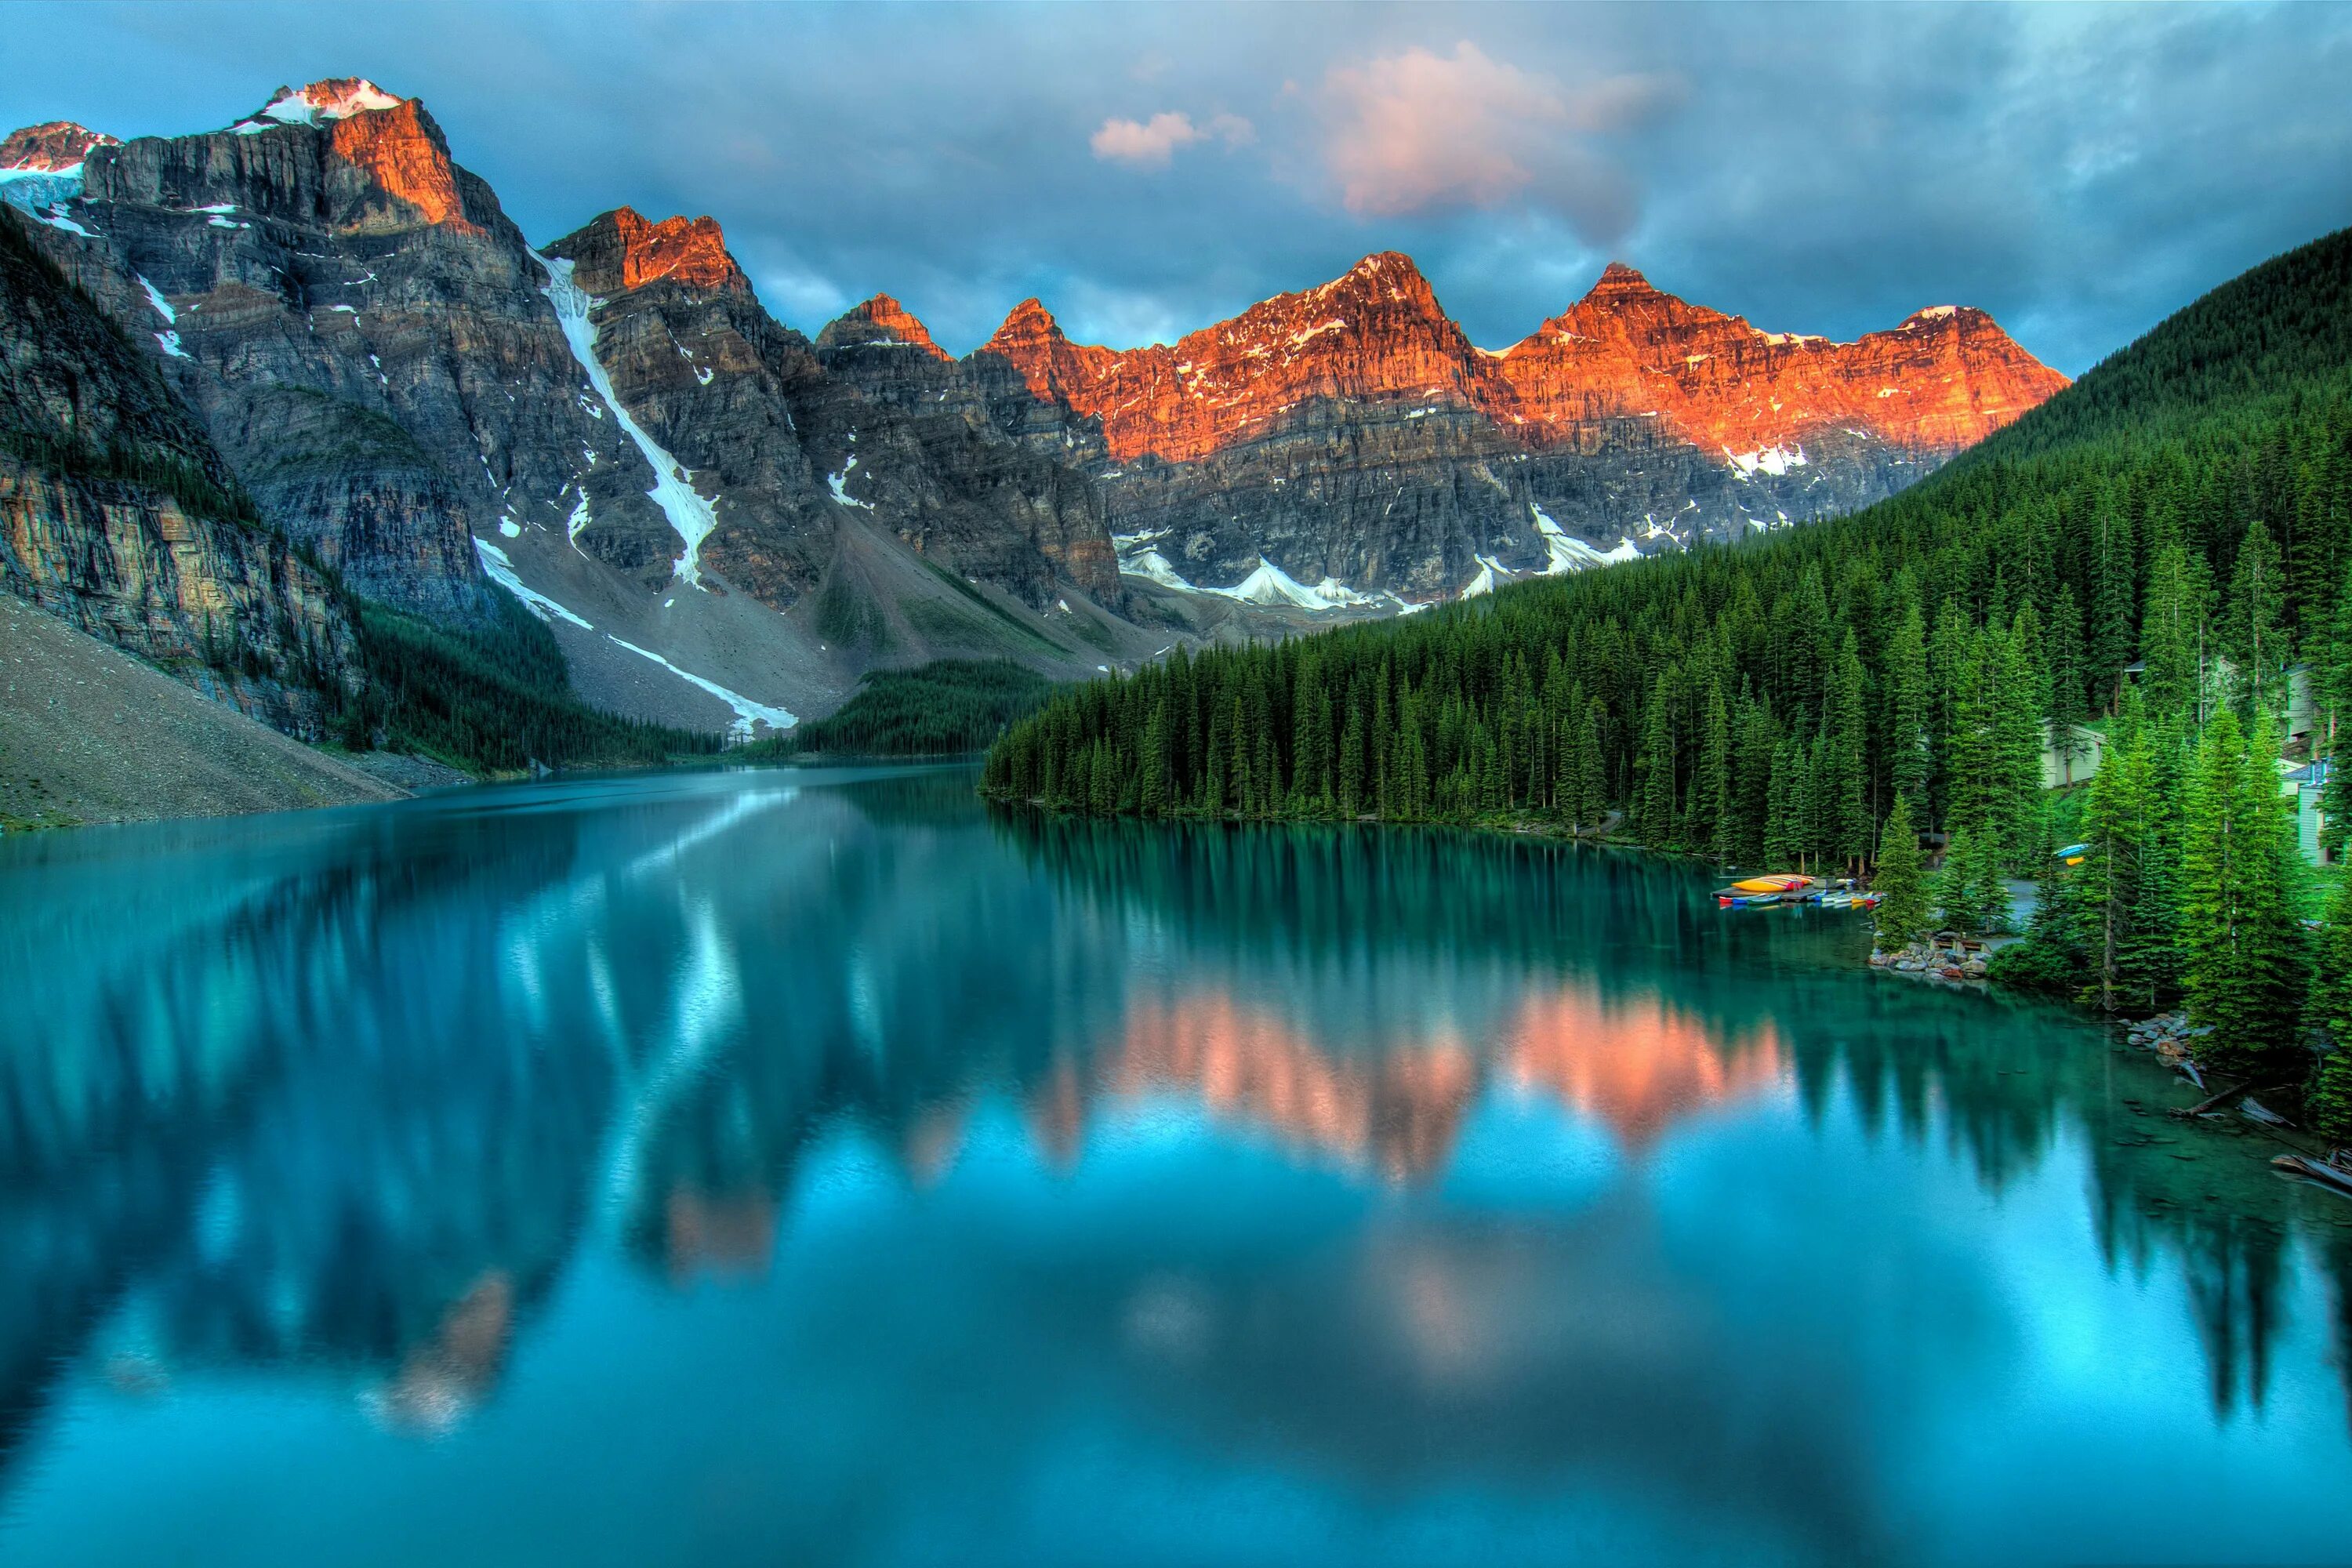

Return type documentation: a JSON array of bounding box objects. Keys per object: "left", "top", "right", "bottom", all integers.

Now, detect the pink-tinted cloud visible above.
[
  {"left": 1091, "top": 109, "right": 1254, "bottom": 167},
  {"left": 1320, "top": 42, "right": 1679, "bottom": 239}
]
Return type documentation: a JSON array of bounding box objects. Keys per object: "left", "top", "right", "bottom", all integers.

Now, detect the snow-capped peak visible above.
[
  {"left": 0, "top": 121, "right": 118, "bottom": 174},
  {"left": 236, "top": 78, "right": 405, "bottom": 132}
]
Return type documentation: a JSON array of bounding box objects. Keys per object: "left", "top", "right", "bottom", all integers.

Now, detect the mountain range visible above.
[{"left": 0, "top": 78, "right": 2066, "bottom": 741}]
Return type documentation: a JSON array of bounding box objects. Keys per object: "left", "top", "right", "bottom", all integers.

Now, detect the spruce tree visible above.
[
  {"left": 2089, "top": 495, "right": 2138, "bottom": 713},
  {"left": 1884, "top": 599, "right": 1931, "bottom": 808},
  {"left": 1822, "top": 630, "right": 1871, "bottom": 872},
  {"left": 2180, "top": 707, "right": 2307, "bottom": 1069},
  {"left": 1872, "top": 795, "right": 1930, "bottom": 952},
  {"left": 2139, "top": 542, "right": 2212, "bottom": 723},
  {"left": 2046, "top": 583, "right": 2091, "bottom": 784},
  {"left": 2223, "top": 517, "right": 2288, "bottom": 717},
  {"left": 1696, "top": 682, "right": 1733, "bottom": 864},
  {"left": 1764, "top": 736, "right": 1802, "bottom": 870}
]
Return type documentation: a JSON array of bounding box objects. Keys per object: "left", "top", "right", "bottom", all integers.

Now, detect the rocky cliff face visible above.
[
  {"left": 3, "top": 85, "right": 1158, "bottom": 735},
  {"left": 0, "top": 206, "right": 359, "bottom": 736},
  {"left": 1, "top": 75, "right": 2066, "bottom": 737},
  {"left": 968, "top": 253, "right": 2067, "bottom": 597}
]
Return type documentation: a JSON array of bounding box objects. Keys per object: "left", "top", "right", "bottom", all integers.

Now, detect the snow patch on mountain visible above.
[
  {"left": 474, "top": 538, "right": 593, "bottom": 629},
  {"left": 0, "top": 166, "right": 84, "bottom": 218},
  {"left": 827, "top": 456, "right": 874, "bottom": 509},
  {"left": 1531, "top": 505, "right": 1642, "bottom": 572},
  {"left": 1725, "top": 444, "right": 1806, "bottom": 481},
  {"left": 233, "top": 79, "right": 404, "bottom": 133},
  {"left": 604, "top": 635, "right": 795, "bottom": 738},
  {"left": 536, "top": 252, "right": 719, "bottom": 586}
]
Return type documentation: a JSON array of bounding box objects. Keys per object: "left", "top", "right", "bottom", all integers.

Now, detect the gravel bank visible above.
[{"left": 0, "top": 593, "right": 407, "bottom": 828}]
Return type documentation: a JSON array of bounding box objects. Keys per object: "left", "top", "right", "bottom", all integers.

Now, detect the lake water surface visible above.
[{"left": 2, "top": 765, "right": 2350, "bottom": 1566}]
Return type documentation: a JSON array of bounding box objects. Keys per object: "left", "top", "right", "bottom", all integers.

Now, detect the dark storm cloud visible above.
[{"left": 5, "top": 2, "right": 2347, "bottom": 372}]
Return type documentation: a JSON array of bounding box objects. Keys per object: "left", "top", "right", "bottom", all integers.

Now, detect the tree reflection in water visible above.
[{"left": 0, "top": 768, "right": 2347, "bottom": 1564}]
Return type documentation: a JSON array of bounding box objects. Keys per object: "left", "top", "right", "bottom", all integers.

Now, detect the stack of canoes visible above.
[
  {"left": 1713, "top": 875, "right": 1882, "bottom": 910},
  {"left": 1715, "top": 874, "right": 1818, "bottom": 909}
]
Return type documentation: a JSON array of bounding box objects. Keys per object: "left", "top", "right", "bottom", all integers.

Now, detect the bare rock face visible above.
[
  {"left": 971, "top": 254, "right": 2069, "bottom": 597},
  {"left": 0, "top": 207, "right": 360, "bottom": 737},
  {"left": 539, "top": 209, "right": 1123, "bottom": 625}
]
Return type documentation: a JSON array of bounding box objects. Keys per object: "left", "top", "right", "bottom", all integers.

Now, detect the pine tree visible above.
[
  {"left": 1936, "top": 824, "right": 2008, "bottom": 935},
  {"left": 2223, "top": 517, "right": 2288, "bottom": 717},
  {"left": 2045, "top": 583, "right": 2092, "bottom": 784},
  {"left": 2307, "top": 873, "right": 2352, "bottom": 1047},
  {"left": 1871, "top": 795, "right": 1930, "bottom": 951},
  {"left": 1637, "top": 670, "right": 1678, "bottom": 848},
  {"left": 2089, "top": 495, "right": 2138, "bottom": 713},
  {"left": 1992, "top": 603, "right": 2050, "bottom": 869},
  {"left": 1695, "top": 682, "right": 1733, "bottom": 864},
  {"left": 1764, "top": 735, "right": 1802, "bottom": 870},
  {"left": 2180, "top": 707, "right": 2307, "bottom": 1069},
  {"left": 1570, "top": 696, "right": 1606, "bottom": 834},
  {"left": 1883, "top": 598, "right": 1931, "bottom": 808},
  {"left": 1732, "top": 697, "right": 1776, "bottom": 866},
  {"left": 1821, "top": 630, "right": 1871, "bottom": 872},
  {"left": 2139, "top": 542, "right": 2212, "bottom": 723}
]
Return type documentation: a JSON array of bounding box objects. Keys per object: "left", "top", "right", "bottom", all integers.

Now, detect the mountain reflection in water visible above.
[{"left": 0, "top": 766, "right": 2348, "bottom": 1567}]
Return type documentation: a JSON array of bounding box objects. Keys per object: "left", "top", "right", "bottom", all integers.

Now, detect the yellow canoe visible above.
[{"left": 1730, "top": 875, "right": 1816, "bottom": 895}]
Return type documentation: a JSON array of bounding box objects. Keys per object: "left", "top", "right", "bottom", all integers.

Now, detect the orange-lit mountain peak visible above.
[
  {"left": 827, "top": 292, "right": 951, "bottom": 360},
  {"left": 553, "top": 207, "right": 749, "bottom": 296},
  {"left": 0, "top": 121, "right": 118, "bottom": 172}
]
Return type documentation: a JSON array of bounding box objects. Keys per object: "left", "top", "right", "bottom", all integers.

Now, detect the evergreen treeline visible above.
[
  {"left": 984, "top": 226, "right": 2352, "bottom": 1109},
  {"left": 357, "top": 595, "right": 720, "bottom": 774},
  {"left": 745, "top": 659, "right": 1051, "bottom": 760}
]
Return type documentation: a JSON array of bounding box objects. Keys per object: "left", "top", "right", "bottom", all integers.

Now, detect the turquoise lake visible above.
[{"left": 2, "top": 764, "right": 2349, "bottom": 1565}]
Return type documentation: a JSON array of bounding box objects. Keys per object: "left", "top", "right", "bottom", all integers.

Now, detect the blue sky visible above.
[{"left": 7, "top": 1, "right": 2348, "bottom": 373}]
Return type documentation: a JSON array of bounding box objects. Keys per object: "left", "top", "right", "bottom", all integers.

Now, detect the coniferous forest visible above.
[{"left": 985, "top": 226, "right": 2352, "bottom": 1115}]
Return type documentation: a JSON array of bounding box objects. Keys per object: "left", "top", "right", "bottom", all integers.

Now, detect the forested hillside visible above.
[{"left": 985, "top": 226, "right": 2352, "bottom": 1098}]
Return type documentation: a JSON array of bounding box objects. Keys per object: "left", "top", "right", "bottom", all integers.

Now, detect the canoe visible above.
[
  {"left": 2055, "top": 842, "right": 2089, "bottom": 867},
  {"left": 1717, "top": 891, "right": 1784, "bottom": 909},
  {"left": 1728, "top": 874, "right": 1816, "bottom": 895},
  {"left": 2271, "top": 1154, "right": 2352, "bottom": 1199}
]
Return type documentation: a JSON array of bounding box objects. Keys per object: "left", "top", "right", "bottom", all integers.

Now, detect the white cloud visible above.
[
  {"left": 1091, "top": 110, "right": 1254, "bottom": 167},
  {"left": 1319, "top": 42, "right": 1678, "bottom": 238}
]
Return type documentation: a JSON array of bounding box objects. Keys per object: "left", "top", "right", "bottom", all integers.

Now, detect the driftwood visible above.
[{"left": 2170, "top": 1078, "right": 2249, "bottom": 1118}]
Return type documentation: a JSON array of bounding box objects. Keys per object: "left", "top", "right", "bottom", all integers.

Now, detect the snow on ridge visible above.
[
  {"left": 248, "top": 79, "right": 405, "bottom": 130},
  {"left": 1115, "top": 546, "right": 1387, "bottom": 612},
  {"left": 136, "top": 276, "right": 176, "bottom": 324},
  {"left": 1120, "top": 549, "right": 1196, "bottom": 591},
  {"left": 604, "top": 635, "right": 796, "bottom": 739},
  {"left": 474, "top": 536, "right": 793, "bottom": 738},
  {"left": 535, "top": 252, "right": 719, "bottom": 586},
  {"left": 1531, "top": 503, "right": 1642, "bottom": 573},
  {"left": 474, "top": 537, "right": 593, "bottom": 629}
]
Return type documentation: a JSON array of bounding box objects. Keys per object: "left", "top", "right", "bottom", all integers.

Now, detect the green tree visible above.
[
  {"left": 1936, "top": 823, "right": 2009, "bottom": 935},
  {"left": 2222, "top": 517, "right": 2288, "bottom": 717},
  {"left": 2045, "top": 583, "right": 2092, "bottom": 784},
  {"left": 1694, "top": 682, "right": 1733, "bottom": 864},
  {"left": 2139, "top": 542, "right": 2212, "bottom": 723},
  {"left": 2180, "top": 707, "right": 2307, "bottom": 1068},
  {"left": 1883, "top": 598, "right": 1931, "bottom": 808},
  {"left": 1821, "top": 630, "right": 1871, "bottom": 871},
  {"left": 1871, "top": 795, "right": 1930, "bottom": 952}
]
